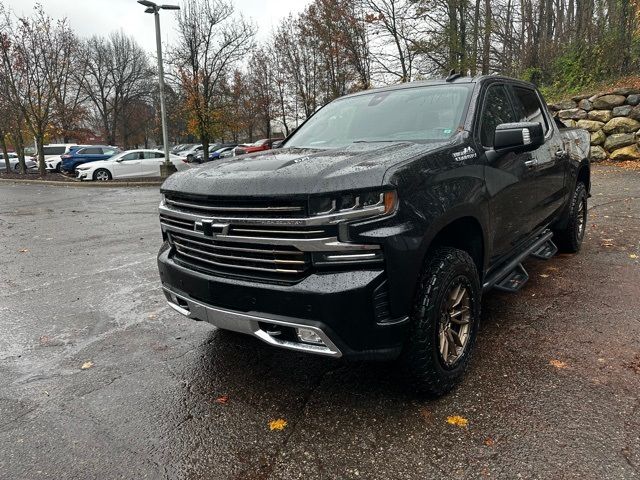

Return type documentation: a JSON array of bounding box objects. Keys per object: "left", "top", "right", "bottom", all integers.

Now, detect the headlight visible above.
[{"left": 308, "top": 190, "right": 397, "bottom": 218}]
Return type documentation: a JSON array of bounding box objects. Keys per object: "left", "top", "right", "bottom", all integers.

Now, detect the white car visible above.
[
  {"left": 180, "top": 144, "right": 203, "bottom": 161},
  {"left": 41, "top": 144, "right": 80, "bottom": 171},
  {"left": 0, "top": 153, "right": 37, "bottom": 171},
  {"left": 75, "top": 149, "right": 190, "bottom": 181}
]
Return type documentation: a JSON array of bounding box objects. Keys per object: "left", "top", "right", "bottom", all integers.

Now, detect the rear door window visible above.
[
  {"left": 511, "top": 86, "right": 549, "bottom": 134},
  {"left": 82, "top": 147, "right": 103, "bottom": 155},
  {"left": 43, "top": 146, "right": 66, "bottom": 155}
]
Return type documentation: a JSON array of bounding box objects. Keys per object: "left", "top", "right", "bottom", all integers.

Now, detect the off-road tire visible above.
[
  {"left": 554, "top": 182, "right": 587, "bottom": 253},
  {"left": 402, "top": 247, "right": 481, "bottom": 397}
]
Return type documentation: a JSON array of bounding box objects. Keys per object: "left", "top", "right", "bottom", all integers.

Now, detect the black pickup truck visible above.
[{"left": 157, "top": 75, "right": 590, "bottom": 396}]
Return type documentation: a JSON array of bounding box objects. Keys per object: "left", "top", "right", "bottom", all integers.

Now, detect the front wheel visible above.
[
  {"left": 554, "top": 182, "right": 587, "bottom": 253},
  {"left": 93, "top": 169, "right": 112, "bottom": 181},
  {"left": 402, "top": 247, "right": 481, "bottom": 397}
]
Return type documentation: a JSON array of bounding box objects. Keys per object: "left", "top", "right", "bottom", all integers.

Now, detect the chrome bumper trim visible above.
[{"left": 163, "top": 286, "right": 342, "bottom": 357}]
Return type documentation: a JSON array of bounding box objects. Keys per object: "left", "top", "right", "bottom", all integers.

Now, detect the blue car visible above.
[{"left": 61, "top": 145, "right": 120, "bottom": 173}]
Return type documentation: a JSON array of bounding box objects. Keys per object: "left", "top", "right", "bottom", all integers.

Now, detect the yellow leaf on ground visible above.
[
  {"left": 630, "top": 254, "right": 638, "bottom": 259},
  {"left": 549, "top": 359, "right": 568, "bottom": 369},
  {"left": 18, "top": 248, "right": 29, "bottom": 253},
  {"left": 446, "top": 415, "right": 468, "bottom": 428},
  {"left": 81, "top": 361, "right": 94, "bottom": 370},
  {"left": 269, "top": 419, "right": 287, "bottom": 431}
]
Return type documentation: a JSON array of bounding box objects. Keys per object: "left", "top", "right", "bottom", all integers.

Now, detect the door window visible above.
[
  {"left": 81, "top": 147, "right": 103, "bottom": 155},
  {"left": 43, "top": 146, "right": 66, "bottom": 155},
  {"left": 120, "top": 152, "right": 140, "bottom": 161},
  {"left": 479, "top": 85, "right": 516, "bottom": 147},
  {"left": 512, "top": 86, "right": 549, "bottom": 134}
]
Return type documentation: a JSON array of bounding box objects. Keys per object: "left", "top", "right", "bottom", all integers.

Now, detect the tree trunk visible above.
[
  {"left": 36, "top": 135, "right": 46, "bottom": 175},
  {"left": 0, "top": 133, "right": 11, "bottom": 173},
  {"left": 482, "top": 0, "right": 491, "bottom": 74},
  {"left": 14, "top": 132, "right": 26, "bottom": 174},
  {"left": 471, "top": 0, "right": 481, "bottom": 75}
]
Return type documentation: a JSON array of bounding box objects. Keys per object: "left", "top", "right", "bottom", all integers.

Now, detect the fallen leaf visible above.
[
  {"left": 81, "top": 361, "right": 94, "bottom": 370},
  {"left": 215, "top": 395, "right": 229, "bottom": 404},
  {"left": 630, "top": 254, "right": 638, "bottom": 259},
  {"left": 549, "top": 359, "right": 568, "bottom": 369},
  {"left": 18, "top": 248, "right": 29, "bottom": 253},
  {"left": 484, "top": 436, "right": 495, "bottom": 447},
  {"left": 269, "top": 419, "right": 287, "bottom": 431},
  {"left": 539, "top": 274, "right": 550, "bottom": 278},
  {"left": 446, "top": 415, "right": 469, "bottom": 428},
  {"left": 148, "top": 313, "right": 158, "bottom": 320}
]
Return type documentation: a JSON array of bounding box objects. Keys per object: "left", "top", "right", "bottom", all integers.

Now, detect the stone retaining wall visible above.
[{"left": 548, "top": 88, "right": 640, "bottom": 162}]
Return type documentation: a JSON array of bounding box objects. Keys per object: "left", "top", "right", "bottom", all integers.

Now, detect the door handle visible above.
[{"left": 524, "top": 159, "right": 537, "bottom": 169}]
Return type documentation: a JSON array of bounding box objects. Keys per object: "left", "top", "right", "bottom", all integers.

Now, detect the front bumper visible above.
[
  {"left": 158, "top": 245, "right": 409, "bottom": 360},
  {"left": 76, "top": 170, "right": 90, "bottom": 180}
]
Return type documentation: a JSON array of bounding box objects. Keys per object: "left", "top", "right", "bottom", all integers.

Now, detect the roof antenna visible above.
[{"left": 446, "top": 69, "right": 462, "bottom": 82}]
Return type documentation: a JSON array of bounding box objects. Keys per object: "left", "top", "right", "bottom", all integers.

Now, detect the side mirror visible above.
[{"left": 493, "top": 122, "right": 544, "bottom": 153}]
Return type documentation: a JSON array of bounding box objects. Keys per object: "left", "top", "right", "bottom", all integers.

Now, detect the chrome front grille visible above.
[
  {"left": 159, "top": 193, "right": 382, "bottom": 283},
  {"left": 169, "top": 231, "right": 310, "bottom": 280}
]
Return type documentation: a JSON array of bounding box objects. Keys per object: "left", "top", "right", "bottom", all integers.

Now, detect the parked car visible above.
[
  {"left": 233, "top": 138, "right": 284, "bottom": 156},
  {"left": 209, "top": 145, "right": 238, "bottom": 160},
  {"left": 171, "top": 143, "right": 198, "bottom": 155},
  {"left": 61, "top": 146, "right": 120, "bottom": 173},
  {"left": 179, "top": 144, "right": 203, "bottom": 162},
  {"left": 75, "top": 149, "right": 189, "bottom": 181},
  {"left": 34, "top": 144, "right": 78, "bottom": 171},
  {"left": 48, "top": 145, "right": 90, "bottom": 172},
  {"left": 193, "top": 144, "right": 238, "bottom": 163},
  {"left": 157, "top": 74, "right": 591, "bottom": 396},
  {"left": 0, "top": 153, "right": 37, "bottom": 171}
]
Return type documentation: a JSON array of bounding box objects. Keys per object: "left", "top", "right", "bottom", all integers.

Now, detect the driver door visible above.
[
  {"left": 480, "top": 83, "right": 540, "bottom": 264},
  {"left": 113, "top": 151, "right": 142, "bottom": 178}
]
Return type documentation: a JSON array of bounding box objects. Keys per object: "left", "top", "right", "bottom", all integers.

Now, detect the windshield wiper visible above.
[{"left": 352, "top": 140, "right": 398, "bottom": 144}]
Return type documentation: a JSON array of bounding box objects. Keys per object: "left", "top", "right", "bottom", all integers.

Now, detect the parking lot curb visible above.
[{"left": 0, "top": 178, "right": 162, "bottom": 188}]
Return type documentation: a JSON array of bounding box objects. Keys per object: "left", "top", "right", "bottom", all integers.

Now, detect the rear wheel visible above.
[
  {"left": 402, "top": 247, "right": 481, "bottom": 397},
  {"left": 554, "top": 182, "right": 587, "bottom": 253},
  {"left": 93, "top": 169, "right": 112, "bottom": 181}
]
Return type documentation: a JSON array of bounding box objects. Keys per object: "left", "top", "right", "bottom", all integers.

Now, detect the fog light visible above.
[{"left": 296, "top": 328, "right": 325, "bottom": 345}]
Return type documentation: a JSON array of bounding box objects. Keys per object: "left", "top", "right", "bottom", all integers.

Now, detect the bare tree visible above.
[
  {"left": 0, "top": 4, "right": 75, "bottom": 173},
  {"left": 170, "top": 0, "right": 256, "bottom": 155},
  {"left": 81, "top": 32, "right": 152, "bottom": 148}
]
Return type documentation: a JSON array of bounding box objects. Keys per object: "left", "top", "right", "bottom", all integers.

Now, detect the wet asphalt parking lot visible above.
[{"left": 0, "top": 165, "right": 638, "bottom": 480}]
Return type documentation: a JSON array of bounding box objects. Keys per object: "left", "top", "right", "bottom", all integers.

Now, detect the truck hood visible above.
[{"left": 161, "top": 142, "right": 446, "bottom": 197}]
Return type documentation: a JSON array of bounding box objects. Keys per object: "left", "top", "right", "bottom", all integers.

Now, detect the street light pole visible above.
[{"left": 138, "top": 0, "right": 180, "bottom": 178}]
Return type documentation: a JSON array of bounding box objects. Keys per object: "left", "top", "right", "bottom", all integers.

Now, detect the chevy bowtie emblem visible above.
[
  {"left": 195, "top": 220, "right": 230, "bottom": 236},
  {"left": 452, "top": 147, "right": 477, "bottom": 162}
]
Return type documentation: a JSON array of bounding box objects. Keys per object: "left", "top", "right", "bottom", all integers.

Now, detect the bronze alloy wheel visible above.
[{"left": 439, "top": 280, "right": 472, "bottom": 367}]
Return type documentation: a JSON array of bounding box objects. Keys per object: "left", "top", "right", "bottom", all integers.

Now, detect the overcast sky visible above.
[{"left": 5, "top": 0, "right": 311, "bottom": 54}]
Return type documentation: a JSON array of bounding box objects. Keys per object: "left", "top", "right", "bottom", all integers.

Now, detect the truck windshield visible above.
[{"left": 285, "top": 85, "right": 471, "bottom": 149}]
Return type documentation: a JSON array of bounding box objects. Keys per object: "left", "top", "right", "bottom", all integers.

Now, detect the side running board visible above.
[
  {"left": 494, "top": 263, "right": 529, "bottom": 293},
  {"left": 483, "top": 230, "right": 555, "bottom": 293},
  {"left": 531, "top": 238, "right": 558, "bottom": 260}
]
